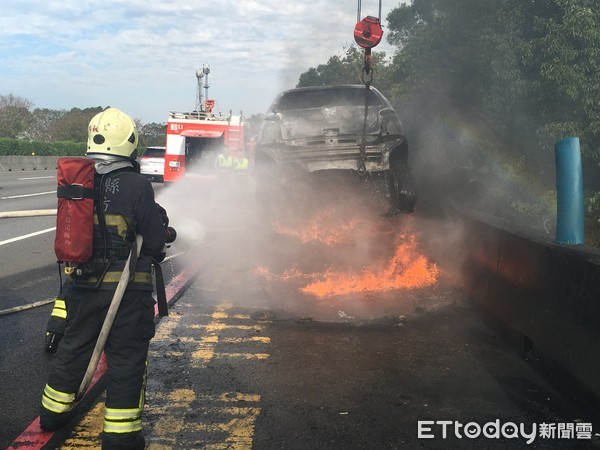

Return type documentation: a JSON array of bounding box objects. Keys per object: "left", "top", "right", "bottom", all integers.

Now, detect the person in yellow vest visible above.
[
  {"left": 232, "top": 157, "right": 249, "bottom": 170},
  {"left": 215, "top": 152, "right": 249, "bottom": 170},
  {"left": 215, "top": 152, "right": 233, "bottom": 168}
]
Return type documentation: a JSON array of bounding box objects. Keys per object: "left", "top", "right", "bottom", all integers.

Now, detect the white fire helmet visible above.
[{"left": 86, "top": 107, "right": 139, "bottom": 159}]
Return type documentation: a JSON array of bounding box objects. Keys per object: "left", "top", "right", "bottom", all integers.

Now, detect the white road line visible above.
[
  {"left": 1, "top": 191, "right": 55, "bottom": 200},
  {"left": 18, "top": 176, "right": 55, "bottom": 181},
  {"left": 0, "top": 227, "right": 56, "bottom": 246}
]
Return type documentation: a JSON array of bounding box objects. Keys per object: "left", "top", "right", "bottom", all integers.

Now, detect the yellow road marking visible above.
[
  {"left": 190, "top": 323, "right": 265, "bottom": 332},
  {"left": 218, "top": 353, "right": 270, "bottom": 360},
  {"left": 195, "top": 392, "right": 262, "bottom": 404},
  {"left": 146, "top": 390, "right": 261, "bottom": 450},
  {"left": 211, "top": 311, "right": 229, "bottom": 320},
  {"left": 179, "top": 336, "right": 270, "bottom": 345},
  {"left": 60, "top": 402, "right": 104, "bottom": 449},
  {"left": 154, "top": 311, "right": 182, "bottom": 340},
  {"left": 147, "top": 388, "right": 197, "bottom": 447},
  {"left": 61, "top": 303, "right": 271, "bottom": 449},
  {"left": 223, "top": 336, "right": 271, "bottom": 344},
  {"left": 147, "top": 304, "right": 269, "bottom": 448},
  {"left": 232, "top": 314, "right": 251, "bottom": 320},
  {"left": 190, "top": 304, "right": 270, "bottom": 367}
]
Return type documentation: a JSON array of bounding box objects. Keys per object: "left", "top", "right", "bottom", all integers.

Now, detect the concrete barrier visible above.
[
  {"left": 457, "top": 212, "right": 600, "bottom": 410},
  {"left": 0, "top": 156, "right": 60, "bottom": 172}
]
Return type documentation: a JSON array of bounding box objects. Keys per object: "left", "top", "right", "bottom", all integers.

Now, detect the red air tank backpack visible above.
[{"left": 54, "top": 157, "right": 96, "bottom": 263}]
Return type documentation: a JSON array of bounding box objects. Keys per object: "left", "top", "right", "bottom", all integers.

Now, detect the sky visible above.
[{"left": 0, "top": 1, "right": 407, "bottom": 124}]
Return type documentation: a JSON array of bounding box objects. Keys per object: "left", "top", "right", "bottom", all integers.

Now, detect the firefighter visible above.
[
  {"left": 40, "top": 108, "right": 167, "bottom": 450},
  {"left": 44, "top": 205, "right": 170, "bottom": 354}
]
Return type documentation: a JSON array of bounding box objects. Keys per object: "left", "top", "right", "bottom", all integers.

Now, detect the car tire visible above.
[{"left": 388, "top": 164, "right": 417, "bottom": 213}]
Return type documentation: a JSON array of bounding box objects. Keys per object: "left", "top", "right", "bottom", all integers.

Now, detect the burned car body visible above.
[{"left": 255, "top": 85, "right": 416, "bottom": 214}]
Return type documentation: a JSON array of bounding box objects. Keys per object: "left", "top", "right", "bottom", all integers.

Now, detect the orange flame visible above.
[
  {"left": 273, "top": 209, "right": 361, "bottom": 246},
  {"left": 254, "top": 266, "right": 309, "bottom": 281},
  {"left": 301, "top": 234, "right": 439, "bottom": 298},
  {"left": 255, "top": 232, "right": 439, "bottom": 298}
]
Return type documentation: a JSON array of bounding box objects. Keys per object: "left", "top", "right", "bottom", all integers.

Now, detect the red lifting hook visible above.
[{"left": 354, "top": 16, "right": 383, "bottom": 49}]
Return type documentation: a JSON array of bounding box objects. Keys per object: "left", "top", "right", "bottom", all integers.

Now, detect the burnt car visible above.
[{"left": 255, "top": 85, "right": 416, "bottom": 214}]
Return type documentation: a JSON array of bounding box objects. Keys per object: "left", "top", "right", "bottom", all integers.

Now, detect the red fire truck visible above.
[{"left": 163, "top": 109, "right": 245, "bottom": 182}]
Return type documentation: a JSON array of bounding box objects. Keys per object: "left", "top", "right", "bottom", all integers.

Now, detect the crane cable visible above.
[
  {"left": 357, "top": 0, "right": 382, "bottom": 23},
  {"left": 357, "top": 80, "right": 370, "bottom": 175},
  {"left": 356, "top": 0, "right": 383, "bottom": 174}
]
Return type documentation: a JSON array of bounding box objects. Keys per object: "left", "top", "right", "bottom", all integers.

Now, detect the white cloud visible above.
[{"left": 0, "top": 0, "right": 406, "bottom": 123}]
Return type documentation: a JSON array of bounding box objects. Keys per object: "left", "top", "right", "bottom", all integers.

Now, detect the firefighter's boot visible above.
[
  {"left": 102, "top": 433, "right": 145, "bottom": 450},
  {"left": 45, "top": 332, "right": 63, "bottom": 353}
]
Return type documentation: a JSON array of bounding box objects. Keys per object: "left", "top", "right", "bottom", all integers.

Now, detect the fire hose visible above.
[
  {"left": 0, "top": 298, "right": 55, "bottom": 317},
  {"left": 0, "top": 209, "right": 57, "bottom": 218},
  {"left": 76, "top": 234, "right": 143, "bottom": 401}
]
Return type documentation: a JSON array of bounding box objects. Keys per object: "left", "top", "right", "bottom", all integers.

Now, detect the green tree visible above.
[
  {"left": 383, "top": 0, "right": 600, "bottom": 243},
  {"left": 385, "top": 0, "right": 600, "bottom": 162},
  {"left": 49, "top": 107, "right": 104, "bottom": 142},
  {"left": 29, "top": 108, "right": 66, "bottom": 141},
  {"left": 0, "top": 94, "right": 34, "bottom": 138},
  {"left": 297, "top": 46, "right": 391, "bottom": 92},
  {"left": 526, "top": 0, "right": 600, "bottom": 159},
  {"left": 139, "top": 122, "right": 167, "bottom": 147}
]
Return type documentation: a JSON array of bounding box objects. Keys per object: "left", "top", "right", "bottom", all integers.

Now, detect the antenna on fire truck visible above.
[
  {"left": 202, "top": 64, "right": 210, "bottom": 106},
  {"left": 195, "top": 65, "right": 212, "bottom": 112},
  {"left": 195, "top": 68, "right": 204, "bottom": 112}
]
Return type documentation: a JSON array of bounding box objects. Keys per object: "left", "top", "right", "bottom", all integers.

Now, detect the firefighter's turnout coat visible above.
[{"left": 41, "top": 163, "right": 166, "bottom": 449}]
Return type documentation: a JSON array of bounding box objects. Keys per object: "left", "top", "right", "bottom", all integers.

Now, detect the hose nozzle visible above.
[{"left": 165, "top": 226, "right": 177, "bottom": 244}]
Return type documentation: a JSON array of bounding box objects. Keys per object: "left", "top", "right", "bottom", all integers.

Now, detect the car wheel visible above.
[{"left": 387, "top": 164, "right": 417, "bottom": 213}]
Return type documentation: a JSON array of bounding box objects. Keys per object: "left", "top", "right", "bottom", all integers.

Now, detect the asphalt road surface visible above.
[{"left": 2, "top": 170, "right": 600, "bottom": 449}]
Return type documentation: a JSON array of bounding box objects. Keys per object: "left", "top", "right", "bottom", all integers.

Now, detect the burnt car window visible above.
[{"left": 273, "top": 88, "right": 384, "bottom": 112}]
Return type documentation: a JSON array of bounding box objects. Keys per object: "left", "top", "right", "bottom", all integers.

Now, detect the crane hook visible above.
[{"left": 353, "top": 16, "right": 383, "bottom": 49}]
